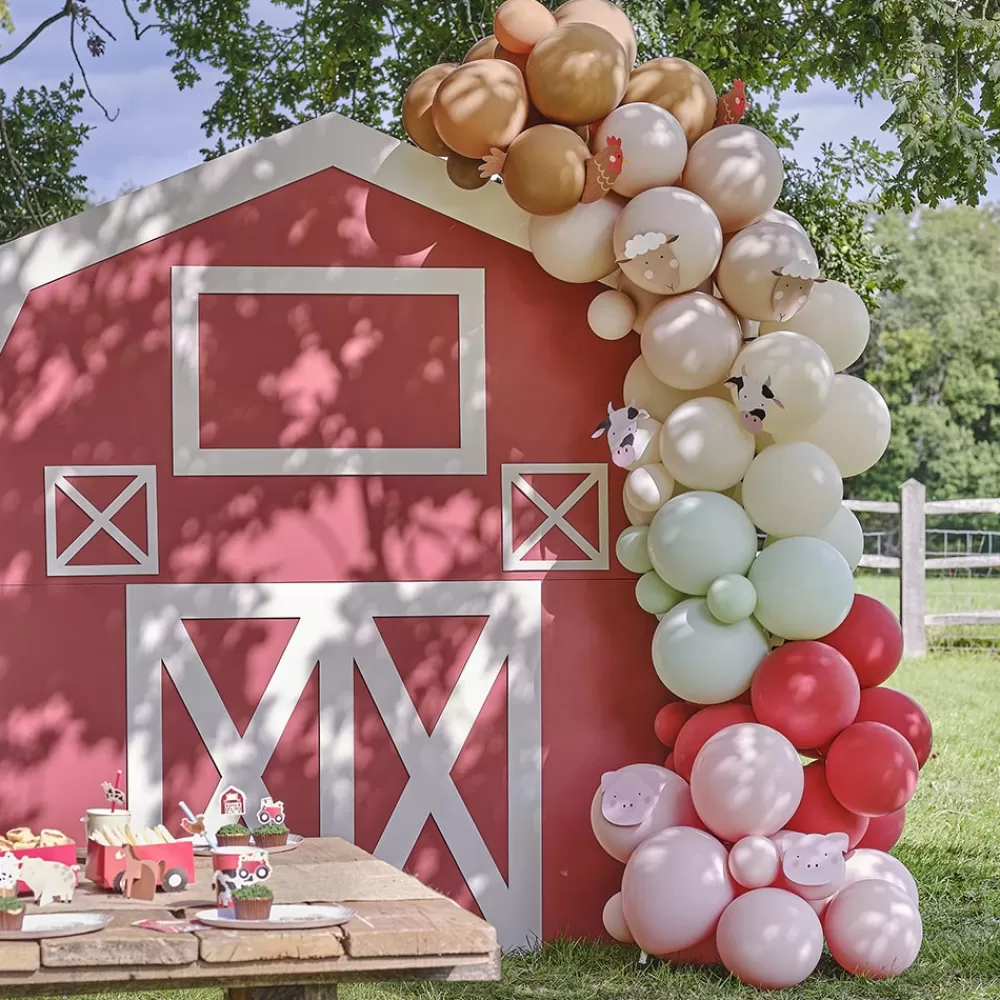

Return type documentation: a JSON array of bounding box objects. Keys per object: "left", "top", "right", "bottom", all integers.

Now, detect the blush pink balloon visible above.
[
  {"left": 729, "top": 835, "right": 781, "bottom": 889},
  {"left": 716, "top": 888, "right": 824, "bottom": 989},
  {"left": 622, "top": 826, "right": 735, "bottom": 955},
  {"left": 602, "top": 892, "right": 634, "bottom": 943},
  {"left": 842, "top": 849, "right": 919, "bottom": 903},
  {"left": 662, "top": 933, "right": 722, "bottom": 966},
  {"left": 824, "top": 880, "right": 923, "bottom": 978},
  {"left": 590, "top": 764, "right": 701, "bottom": 862},
  {"left": 690, "top": 723, "right": 805, "bottom": 841}
]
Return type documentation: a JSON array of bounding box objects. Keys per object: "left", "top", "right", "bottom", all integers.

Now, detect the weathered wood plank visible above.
[
  {"left": 0, "top": 940, "right": 40, "bottom": 973},
  {"left": 925, "top": 554, "right": 1000, "bottom": 570},
  {"left": 924, "top": 497, "right": 1000, "bottom": 515},
  {"left": 900, "top": 479, "right": 927, "bottom": 658},
  {"left": 858, "top": 554, "right": 900, "bottom": 570},
  {"left": 925, "top": 611, "right": 1000, "bottom": 627},
  {"left": 844, "top": 499, "right": 900, "bottom": 513},
  {"left": 198, "top": 926, "right": 345, "bottom": 964},
  {"left": 227, "top": 985, "right": 338, "bottom": 1000}
]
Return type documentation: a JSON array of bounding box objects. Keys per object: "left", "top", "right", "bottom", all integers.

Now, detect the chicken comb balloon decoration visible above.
[{"left": 403, "top": 0, "right": 921, "bottom": 987}]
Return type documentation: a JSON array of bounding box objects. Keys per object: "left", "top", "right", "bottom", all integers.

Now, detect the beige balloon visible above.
[
  {"left": 660, "top": 397, "right": 755, "bottom": 491},
  {"left": 642, "top": 292, "right": 742, "bottom": 390},
  {"left": 494, "top": 0, "right": 557, "bottom": 54},
  {"left": 617, "top": 274, "right": 665, "bottom": 333},
  {"left": 741, "top": 441, "right": 844, "bottom": 538},
  {"left": 464, "top": 35, "right": 499, "bottom": 61},
  {"left": 758, "top": 280, "right": 870, "bottom": 372},
  {"left": 623, "top": 58, "right": 717, "bottom": 145},
  {"left": 683, "top": 126, "right": 785, "bottom": 234},
  {"left": 554, "top": 0, "right": 638, "bottom": 66},
  {"left": 614, "top": 187, "right": 723, "bottom": 295},
  {"left": 623, "top": 483, "right": 655, "bottom": 526},
  {"left": 716, "top": 221, "right": 819, "bottom": 322},
  {"left": 528, "top": 194, "right": 625, "bottom": 283},
  {"left": 402, "top": 63, "right": 459, "bottom": 156},
  {"left": 630, "top": 414, "right": 663, "bottom": 469},
  {"left": 588, "top": 289, "right": 636, "bottom": 340},
  {"left": 753, "top": 208, "right": 808, "bottom": 240},
  {"left": 595, "top": 103, "right": 688, "bottom": 198},
  {"left": 729, "top": 331, "right": 834, "bottom": 436},
  {"left": 771, "top": 375, "right": 891, "bottom": 478},
  {"left": 623, "top": 356, "right": 731, "bottom": 422},
  {"left": 626, "top": 462, "right": 675, "bottom": 512}
]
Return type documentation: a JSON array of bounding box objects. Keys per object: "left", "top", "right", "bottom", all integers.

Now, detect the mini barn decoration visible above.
[{"left": 0, "top": 109, "right": 665, "bottom": 949}]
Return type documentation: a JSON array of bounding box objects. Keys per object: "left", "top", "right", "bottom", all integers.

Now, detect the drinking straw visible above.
[{"left": 111, "top": 770, "right": 123, "bottom": 814}]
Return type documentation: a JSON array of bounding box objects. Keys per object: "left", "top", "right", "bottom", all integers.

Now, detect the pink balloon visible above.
[
  {"left": 690, "top": 723, "right": 804, "bottom": 841},
  {"left": 729, "top": 836, "right": 780, "bottom": 889},
  {"left": 716, "top": 888, "right": 824, "bottom": 989},
  {"left": 622, "top": 826, "right": 735, "bottom": 955},
  {"left": 602, "top": 892, "right": 634, "bottom": 943},
  {"left": 662, "top": 933, "right": 722, "bottom": 967},
  {"left": 842, "top": 849, "right": 919, "bottom": 903},
  {"left": 824, "top": 880, "right": 923, "bottom": 978},
  {"left": 590, "top": 764, "right": 701, "bottom": 862}
]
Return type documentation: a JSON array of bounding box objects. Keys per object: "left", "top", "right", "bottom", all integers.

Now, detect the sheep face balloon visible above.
[
  {"left": 771, "top": 260, "right": 827, "bottom": 323},
  {"left": 617, "top": 232, "right": 681, "bottom": 293}
]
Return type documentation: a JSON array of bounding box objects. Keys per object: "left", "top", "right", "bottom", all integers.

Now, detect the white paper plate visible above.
[
  {"left": 193, "top": 833, "right": 303, "bottom": 856},
  {"left": 0, "top": 912, "right": 112, "bottom": 940},
  {"left": 194, "top": 904, "right": 355, "bottom": 930}
]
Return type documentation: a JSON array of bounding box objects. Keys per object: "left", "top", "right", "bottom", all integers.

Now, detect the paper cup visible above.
[
  {"left": 211, "top": 847, "right": 271, "bottom": 909},
  {"left": 85, "top": 809, "right": 132, "bottom": 840}
]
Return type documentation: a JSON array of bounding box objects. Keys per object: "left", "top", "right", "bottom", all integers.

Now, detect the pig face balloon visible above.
[
  {"left": 600, "top": 768, "right": 667, "bottom": 826},
  {"left": 773, "top": 830, "right": 850, "bottom": 901}
]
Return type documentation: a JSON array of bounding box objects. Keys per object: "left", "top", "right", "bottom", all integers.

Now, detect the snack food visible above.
[
  {"left": 89, "top": 824, "right": 178, "bottom": 848},
  {"left": 5, "top": 827, "right": 71, "bottom": 851}
]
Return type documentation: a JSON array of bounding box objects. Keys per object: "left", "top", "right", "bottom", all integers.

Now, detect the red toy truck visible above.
[{"left": 86, "top": 838, "right": 195, "bottom": 893}]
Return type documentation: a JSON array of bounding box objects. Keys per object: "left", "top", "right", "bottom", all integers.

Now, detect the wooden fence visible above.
[{"left": 846, "top": 479, "right": 1000, "bottom": 658}]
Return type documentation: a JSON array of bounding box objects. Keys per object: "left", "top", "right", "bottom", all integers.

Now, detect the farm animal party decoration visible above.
[
  {"left": 401, "top": 0, "right": 927, "bottom": 986},
  {"left": 116, "top": 845, "right": 160, "bottom": 901},
  {"left": 18, "top": 857, "right": 78, "bottom": 906}
]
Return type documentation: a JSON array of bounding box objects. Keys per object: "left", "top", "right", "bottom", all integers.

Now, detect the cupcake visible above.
[
  {"left": 215, "top": 823, "right": 251, "bottom": 847},
  {"left": 251, "top": 822, "right": 289, "bottom": 848},
  {"left": 232, "top": 884, "right": 273, "bottom": 921},
  {"left": 0, "top": 897, "right": 26, "bottom": 932}
]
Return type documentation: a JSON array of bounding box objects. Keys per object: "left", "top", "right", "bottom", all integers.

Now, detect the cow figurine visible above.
[
  {"left": 600, "top": 769, "right": 667, "bottom": 827},
  {"left": 725, "top": 365, "right": 784, "bottom": 433},
  {"left": 616, "top": 232, "right": 681, "bottom": 293},
  {"left": 772, "top": 830, "right": 850, "bottom": 902},
  {"left": 771, "top": 259, "right": 827, "bottom": 322},
  {"left": 257, "top": 796, "right": 286, "bottom": 826},
  {"left": 592, "top": 401, "right": 649, "bottom": 468}
]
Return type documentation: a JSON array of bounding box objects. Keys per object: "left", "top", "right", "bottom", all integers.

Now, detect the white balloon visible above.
[
  {"left": 772, "top": 375, "right": 891, "bottom": 478},
  {"left": 529, "top": 194, "right": 625, "bottom": 283},
  {"left": 625, "top": 462, "right": 675, "bottom": 512},
  {"left": 588, "top": 290, "right": 636, "bottom": 340},
  {"left": 595, "top": 102, "right": 688, "bottom": 198},
  {"left": 628, "top": 414, "right": 663, "bottom": 469},
  {"left": 749, "top": 536, "right": 855, "bottom": 640},
  {"left": 660, "top": 397, "right": 755, "bottom": 491},
  {"left": 816, "top": 504, "right": 864, "bottom": 571},
  {"left": 758, "top": 279, "right": 870, "bottom": 372},
  {"left": 741, "top": 442, "right": 844, "bottom": 538},
  {"left": 616, "top": 525, "right": 653, "bottom": 574},
  {"left": 647, "top": 491, "right": 759, "bottom": 596},
  {"left": 623, "top": 483, "right": 655, "bottom": 526}
]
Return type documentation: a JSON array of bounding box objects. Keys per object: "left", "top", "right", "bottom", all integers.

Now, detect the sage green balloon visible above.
[
  {"left": 636, "top": 571, "right": 683, "bottom": 616},
  {"left": 616, "top": 525, "right": 653, "bottom": 574},
  {"left": 707, "top": 574, "right": 758, "bottom": 624}
]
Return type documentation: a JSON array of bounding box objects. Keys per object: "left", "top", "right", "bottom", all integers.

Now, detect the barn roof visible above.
[{"left": 0, "top": 111, "right": 531, "bottom": 354}]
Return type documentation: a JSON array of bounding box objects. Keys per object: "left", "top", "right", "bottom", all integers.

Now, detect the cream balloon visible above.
[
  {"left": 637, "top": 571, "right": 684, "bottom": 616},
  {"left": 528, "top": 194, "right": 625, "bottom": 283},
  {"left": 653, "top": 599, "right": 769, "bottom": 704},
  {"left": 625, "top": 462, "right": 675, "bottom": 512},
  {"left": 628, "top": 414, "right": 662, "bottom": 469},
  {"left": 588, "top": 289, "right": 636, "bottom": 340},
  {"left": 749, "top": 536, "right": 855, "bottom": 640},
  {"left": 642, "top": 292, "right": 742, "bottom": 390},
  {"left": 716, "top": 889, "right": 824, "bottom": 988},
  {"left": 729, "top": 835, "right": 781, "bottom": 889},
  {"left": 647, "top": 491, "right": 759, "bottom": 596},
  {"left": 729, "top": 331, "right": 835, "bottom": 436},
  {"left": 707, "top": 574, "right": 758, "bottom": 624},
  {"left": 716, "top": 221, "right": 819, "bottom": 323},
  {"left": 615, "top": 524, "right": 653, "bottom": 574},
  {"left": 623, "top": 484, "right": 655, "bottom": 526},
  {"left": 690, "top": 723, "right": 805, "bottom": 840},
  {"left": 816, "top": 504, "right": 864, "bottom": 571},
  {"left": 772, "top": 375, "right": 891, "bottom": 479},
  {"left": 682, "top": 125, "right": 785, "bottom": 233},
  {"left": 753, "top": 208, "right": 808, "bottom": 240},
  {"left": 758, "top": 279, "right": 870, "bottom": 372},
  {"left": 617, "top": 274, "right": 665, "bottom": 333},
  {"left": 659, "top": 398, "right": 755, "bottom": 491},
  {"left": 741, "top": 441, "right": 844, "bottom": 538},
  {"left": 602, "top": 893, "right": 634, "bottom": 944},
  {"left": 623, "top": 356, "right": 728, "bottom": 421},
  {"left": 595, "top": 103, "right": 688, "bottom": 198},
  {"left": 613, "top": 187, "right": 723, "bottom": 295}
]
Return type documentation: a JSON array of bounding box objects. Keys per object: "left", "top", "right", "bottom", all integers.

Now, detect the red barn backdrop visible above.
[{"left": 0, "top": 112, "right": 664, "bottom": 947}]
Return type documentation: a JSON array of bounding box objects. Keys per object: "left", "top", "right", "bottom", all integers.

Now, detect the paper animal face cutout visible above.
[
  {"left": 599, "top": 768, "right": 667, "bottom": 827},
  {"left": 582, "top": 135, "right": 626, "bottom": 204},
  {"left": 715, "top": 79, "right": 748, "bottom": 126},
  {"left": 0, "top": 852, "right": 20, "bottom": 892},
  {"left": 257, "top": 796, "right": 286, "bottom": 826},
  {"left": 592, "top": 401, "right": 649, "bottom": 468},
  {"left": 774, "top": 831, "right": 850, "bottom": 890},
  {"left": 725, "top": 365, "right": 785, "bottom": 433},
  {"left": 18, "top": 856, "right": 77, "bottom": 906},
  {"left": 617, "top": 232, "right": 680, "bottom": 292},
  {"left": 102, "top": 781, "right": 126, "bottom": 806},
  {"left": 771, "top": 260, "right": 827, "bottom": 322},
  {"left": 180, "top": 813, "right": 206, "bottom": 837}
]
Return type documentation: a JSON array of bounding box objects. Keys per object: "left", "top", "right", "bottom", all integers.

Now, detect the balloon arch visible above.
[{"left": 404, "top": 0, "right": 929, "bottom": 987}]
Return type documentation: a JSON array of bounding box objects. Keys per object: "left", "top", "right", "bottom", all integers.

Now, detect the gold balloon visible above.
[
  {"left": 497, "top": 42, "right": 530, "bottom": 74},
  {"left": 447, "top": 152, "right": 491, "bottom": 190},
  {"left": 501, "top": 124, "right": 590, "bottom": 215},
  {"left": 432, "top": 60, "right": 530, "bottom": 159},
  {"left": 464, "top": 35, "right": 498, "bottom": 62},
  {"left": 494, "top": 0, "right": 557, "bottom": 55},
  {"left": 623, "top": 58, "right": 717, "bottom": 145},
  {"left": 402, "top": 63, "right": 459, "bottom": 156},
  {"left": 554, "top": 0, "right": 638, "bottom": 67},
  {"left": 526, "top": 23, "right": 629, "bottom": 127}
]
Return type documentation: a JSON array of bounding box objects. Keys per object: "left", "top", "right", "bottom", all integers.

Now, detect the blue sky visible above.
[{"left": 4, "top": 0, "right": 998, "bottom": 205}]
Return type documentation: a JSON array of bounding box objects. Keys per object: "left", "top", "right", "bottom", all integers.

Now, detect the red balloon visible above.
[
  {"left": 821, "top": 595, "right": 903, "bottom": 688},
  {"left": 854, "top": 686, "right": 933, "bottom": 768},
  {"left": 672, "top": 704, "right": 757, "bottom": 781},
  {"left": 856, "top": 807, "right": 906, "bottom": 853},
  {"left": 664, "top": 752, "right": 676, "bottom": 771},
  {"left": 751, "top": 641, "right": 861, "bottom": 749},
  {"left": 825, "top": 722, "right": 919, "bottom": 817},
  {"left": 654, "top": 702, "right": 699, "bottom": 748},
  {"left": 785, "top": 761, "right": 869, "bottom": 848}
]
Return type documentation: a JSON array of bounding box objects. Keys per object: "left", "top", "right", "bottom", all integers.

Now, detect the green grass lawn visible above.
[{"left": 54, "top": 649, "right": 1000, "bottom": 1000}]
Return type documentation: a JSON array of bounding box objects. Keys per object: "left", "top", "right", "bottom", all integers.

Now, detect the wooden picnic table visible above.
[{"left": 0, "top": 838, "right": 499, "bottom": 999}]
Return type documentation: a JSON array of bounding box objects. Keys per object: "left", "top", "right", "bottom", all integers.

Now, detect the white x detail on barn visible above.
[{"left": 125, "top": 580, "right": 542, "bottom": 948}]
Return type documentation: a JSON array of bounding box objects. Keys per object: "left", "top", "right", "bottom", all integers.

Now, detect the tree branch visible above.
[
  {"left": 69, "top": 11, "right": 119, "bottom": 121},
  {"left": 119, "top": 0, "right": 163, "bottom": 40},
  {"left": 0, "top": 1, "right": 73, "bottom": 67}
]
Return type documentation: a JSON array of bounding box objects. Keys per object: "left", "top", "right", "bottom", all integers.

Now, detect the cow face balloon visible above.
[
  {"left": 773, "top": 830, "right": 850, "bottom": 901},
  {"left": 600, "top": 767, "right": 667, "bottom": 826},
  {"left": 725, "top": 365, "right": 785, "bottom": 434},
  {"left": 592, "top": 400, "right": 649, "bottom": 468}
]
